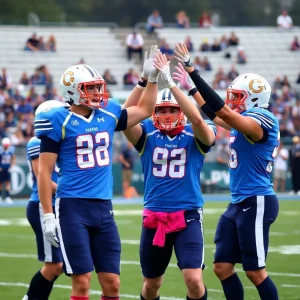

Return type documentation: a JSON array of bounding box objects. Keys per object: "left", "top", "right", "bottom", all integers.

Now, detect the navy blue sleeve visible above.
[
  {"left": 134, "top": 124, "right": 146, "bottom": 153},
  {"left": 115, "top": 109, "right": 128, "bottom": 132},
  {"left": 40, "top": 136, "right": 61, "bottom": 154}
]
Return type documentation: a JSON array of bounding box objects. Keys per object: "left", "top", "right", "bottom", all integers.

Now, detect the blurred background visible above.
[{"left": 0, "top": 0, "right": 300, "bottom": 197}]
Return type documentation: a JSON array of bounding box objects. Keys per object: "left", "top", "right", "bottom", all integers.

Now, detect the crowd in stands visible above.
[
  {"left": 24, "top": 32, "right": 57, "bottom": 52},
  {"left": 0, "top": 8, "right": 299, "bottom": 148}
]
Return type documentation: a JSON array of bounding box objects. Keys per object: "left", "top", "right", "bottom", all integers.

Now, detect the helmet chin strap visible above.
[{"left": 160, "top": 125, "right": 184, "bottom": 136}]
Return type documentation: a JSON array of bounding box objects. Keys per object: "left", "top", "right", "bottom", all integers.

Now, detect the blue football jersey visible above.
[
  {"left": 229, "top": 108, "right": 279, "bottom": 203},
  {"left": 34, "top": 99, "right": 122, "bottom": 199},
  {"left": 0, "top": 146, "right": 15, "bottom": 169},
  {"left": 27, "top": 137, "right": 58, "bottom": 204},
  {"left": 137, "top": 119, "right": 217, "bottom": 212}
]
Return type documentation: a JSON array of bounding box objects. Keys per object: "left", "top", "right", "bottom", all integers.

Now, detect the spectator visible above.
[
  {"left": 236, "top": 46, "right": 247, "bottom": 64},
  {"left": 213, "top": 67, "right": 229, "bottom": 89},
  {"left": 45, "top": 34, "right": 57, "bottom": 51},
  {"left": 290, "top": 36, "right": 300, "bottom": 51},
  {"left": 0, "top": 68, "right": 13, "bottom": 95},
  {"left": 202, "top": 57, "right": 212, "bottom": 71},
  {"left": 17, "top": 98, "right": 34, "bottom": 118},
  {"left": 10, "top": 125, "right": 25, "bottom": 146},
  {"left": 159, "top": 39, "right": 174, "bottom": 60},
  {"left": 175, "top": 10, "right": 190, "bottom": 28},
  {"left": 290, "top": 136, "right": 300, "bottom": 195},
  {"left": 216, "top": 139, "right": 230, "bottom": 165},
  {"left": 19, "top": 72, "right": 30, "bottom": 85},
  {"left": 281, "top": 75, "right": 291, "bottom": 88},
  {"left": 227, "top": 65, "right": 239, "bottom": 81},
  {"left": 292, "top": 99, "right": 300, "bottom": 135},
  {"left": 5, "top": 111, "right": 17, "bottom": 129},
  {"left": 193, "top": 56, "right": 202, "bottom": 72},
  {"left": 277, "top": 9, "right": 293, "bottom": 29},
  {"left": 24, "top": 33, "right": 39, "bottom": 52},
  {"left": 146, "top": 10, "right": 163, "bottom": 34},
  {"left": 199, "top": 38, "right": 210, "bottom": 52},
  {"left": 38, "top": 36, "right": 45, "bottom": 51},
  {"left": 123, "top": 180, "right": 139, "bottom": 199},
  {"left": 123, "top": 68, "right": 139, "bottom": 87},
  {"left": 219, "top": 35, "right": 228, "bottom": 50},
  {"left": 102, "top": 69, "right": 117, "bottom": 85},
  {"left": 126, "top": 30, "right": 144, "bottom": 62},
  {"left": 296, "top": 73, "right": 300, "bottom": 84},
  {"left": 211, "top": 38, "right": 221, "bottom": 52},
  {"left": 118, "top": 141, "right": 136, "bottom": 198},
  {"left": 273, "top": 76, "right": 283, "bottom": 89},
  {"left": 184, "top": 36, "right": 194, "bottom": 52},
  {"left": 42, "top": 86, "right": 54, "bottom": 101},
  {"left": 228, "top": 32, "right": 239, "bottom": 46},
  {"left": 198, "top": 12, "right": 212, "bottom": 28},
  {"left": 2, "top": 96, "right": 15, "bottom": 116},
  {"left": 26, "top": 86, "right": 38, "bottom": 104},
  {"left": 273, "top": 141, "right": 289, "bottom": 192}
]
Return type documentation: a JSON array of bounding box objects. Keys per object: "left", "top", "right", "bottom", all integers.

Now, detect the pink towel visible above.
[{"left": 143, "top": 209, "right": 186, "bottom": 247}]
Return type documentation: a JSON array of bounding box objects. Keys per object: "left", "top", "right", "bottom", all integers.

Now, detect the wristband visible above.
[
  {"left": 137, "top": 80, "right": 147, "bottom": 89},
  {"left": 188, "top": 87, "right": 197, "bottom": 96}
]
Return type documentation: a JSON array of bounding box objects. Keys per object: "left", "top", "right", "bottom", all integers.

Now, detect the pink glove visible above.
[{"left": 172, "top": 63, "right": 195, "bottom": 92}]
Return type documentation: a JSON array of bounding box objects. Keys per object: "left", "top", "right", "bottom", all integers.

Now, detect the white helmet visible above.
[
  {"left": 152, "top": 88, "right": 186, "bottom": 131},
  {"left": 2, "top": 137, "right": 10, "bottom": 147},
  {"left": 60, "top": 64, "right": 109, "bottom": 109},
  {"left": 35, "top": 100, "right": 66, "bottom": 116},
  {"left": 226, "top": 73, "right": 271, "bottom": 113}
]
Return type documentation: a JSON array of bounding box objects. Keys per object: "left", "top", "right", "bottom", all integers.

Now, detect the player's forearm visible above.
[
  {"left": 137, "top": 82, "right": 158, "bottom": 117},
  {"left": 189, "top": 69, "right": 225, "bottom": 113},
  {"left": 38, "top": 172, "right": 54, "bottom": 214},
  {"left": 170, "top": 86, "right": 203, "bottom": 123}
]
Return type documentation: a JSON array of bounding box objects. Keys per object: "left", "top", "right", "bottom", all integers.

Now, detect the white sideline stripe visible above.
[
  {"left": 0, "top": 252, "right": 300, "bottom": 278},
  {"left": 281, "top": 284, "right": 300, "bottom": 288},
  {"left": 0, "top": 282, "right": 223, "bottom": 297}
]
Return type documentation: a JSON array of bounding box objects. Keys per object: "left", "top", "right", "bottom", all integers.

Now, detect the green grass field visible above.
[{"left": 0, "top": 200, "right": 299, "bottom": 300}]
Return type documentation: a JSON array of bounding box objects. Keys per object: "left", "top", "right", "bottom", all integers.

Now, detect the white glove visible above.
[
  {"left": 153, "top": 52, "right": 176, "bottom": 89},
  {"left": 148, "top": 47, "right": 161, "bottom": 83},
  {"left": 43, "top": 213, "right": 59, "bottom": 248},
  {"left": 141, "top": 45, "right": 160, "bottom": 82},
  {"left": 174, "top": 42, "right": 193, "bottom": 67},
  {"left": 173, "top": 62, "right": 196, "bottom": 92}
]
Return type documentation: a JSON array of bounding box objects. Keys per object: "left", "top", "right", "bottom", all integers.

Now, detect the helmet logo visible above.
[
  {"left": 249, "top": 79, "right": 264, "bottom": 93},
  {"left": 62, "top": 71, "right": 74, "bottom": 86}
]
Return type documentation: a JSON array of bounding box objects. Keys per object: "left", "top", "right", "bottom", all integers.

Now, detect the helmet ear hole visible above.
[{"left": 251, "top": 98, "right": 258, "bottom": 102}]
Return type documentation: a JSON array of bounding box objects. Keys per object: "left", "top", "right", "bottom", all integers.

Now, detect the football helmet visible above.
[
  {"left": 226, "top": 73, "right": 271, "bottom": 113},
  {"left": 152, "top": 88, "right": 186, "bottom": 131},
  {"left": 2, "top": 137, "right": 11, "bottom": 147},
  {"left": 35, "top": 100, "right": 66, "bottom": 116},
  {"left": 60, "top": 64, "right": 109, "bottom": 109}
]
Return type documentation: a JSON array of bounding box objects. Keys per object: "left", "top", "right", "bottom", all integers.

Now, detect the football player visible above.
[
  {"left": 22, "top": 100, "right": 65, "bottom": 300},
  {"left": 0, "top": 137, "right": 16, "bottom": 204},
  {"left": 122, "top": 52, "right": 217, "bottom": 300},
  {"left": 34, "top": 46, "right": 160, "bottom": 300},
  {"left": 175, "top": 42, "right": 279, "bottom": 300}
]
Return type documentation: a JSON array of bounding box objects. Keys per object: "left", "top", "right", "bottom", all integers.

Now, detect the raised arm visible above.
[
  {"left": 172, "top": 62, "right": 231, "bottom": 131},
  {"left": 122, "top": 48, "right": 160, "bottom": 145},
  {"left": 122, "top": 45, "right": 158, "bottom": 109},
  {"left": 174, "top": 42, "right": 263, "bottom": 141},
  {"left": 154, "top": 52, "right": 215, "bottom": 146}
]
